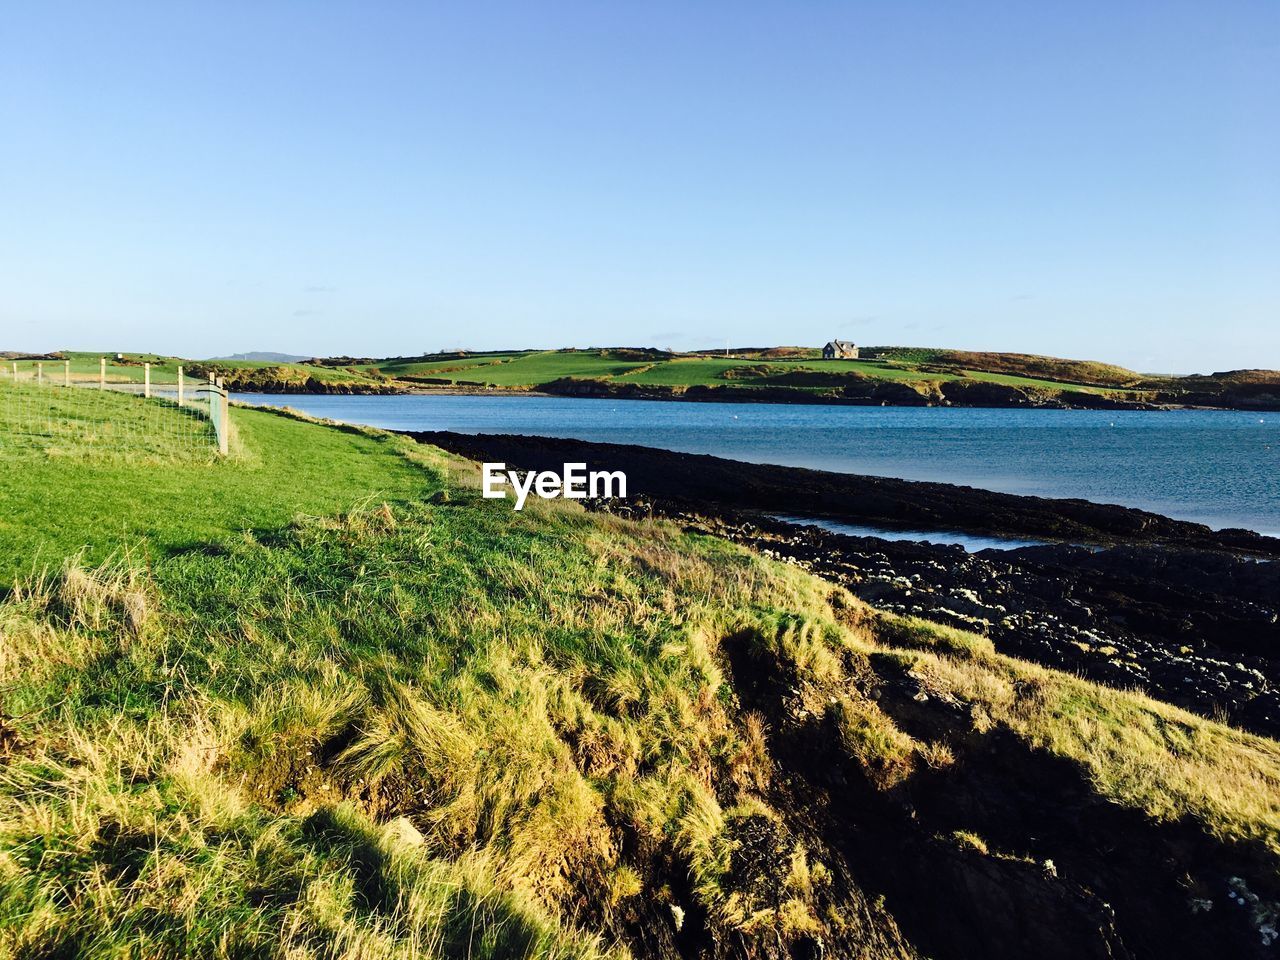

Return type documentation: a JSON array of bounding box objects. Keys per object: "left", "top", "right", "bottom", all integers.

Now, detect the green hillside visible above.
[
  {"left": 8, "top": 346, "right": 1277, "bottom": 408},
  {"left": 2, "top": 385, "right": 1280, "bottom": 956},
  {"left": 863, "top": 347, "right": 1144, "bottom": 387}
]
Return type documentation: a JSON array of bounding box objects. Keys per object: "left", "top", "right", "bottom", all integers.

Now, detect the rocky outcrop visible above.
[
  {"left": 189, "top": 364, "right": 400, "bottom": 394},
  {"left": 938, "top": 379, "right": 1157, "bottom": 409},
  {"left": 704, "top": 515, "right": 1280, "bottom": 738},
  {"left": 533, "top": 375, "right": 1170, "bottom": 409}
]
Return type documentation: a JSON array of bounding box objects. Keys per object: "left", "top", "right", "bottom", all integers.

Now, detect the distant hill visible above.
[
  {"left": 213, "top": 351, "right": 311, "bottom": 363},
  {"left": 38, "top": 344, "right": 1279, "bottom": 409},
  {"left": 863, "top": 347, "right": 1144, "bottom": 387}
]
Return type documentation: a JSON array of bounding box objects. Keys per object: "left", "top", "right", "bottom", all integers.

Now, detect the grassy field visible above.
[
  {"left": 3, "top": 384, "right": 1280, "bottom": 956},
  {"left": 865, "top": 347, "right": 1143, "bottom": 387},
  {"left": 6, "top": 348, "right": 1151, "bottom": 400},
  {"left": 429, "top": 351, "right": 654, "bottom": 386},
  {"left": 0, "top": 352, "right": 189, "bottom": 385},
  {"left": 11, "top": 347, "right": 1275, "bottom": 408},
  {"left": 360, "top": 350, "right": 1124, "bottom": 395},
  {"left": 359, "top": 352, "right": 529, "bottom": 378},
  {"left": 4, "top": 353, "right": 382, "bottom": 389},
  {"left": 0, "top": 386, "right": 429, "bottom": 579}
]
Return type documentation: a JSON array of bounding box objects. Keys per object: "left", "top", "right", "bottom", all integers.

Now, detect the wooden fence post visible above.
[
  {"left": 99, "top": 358, "right": 106, "bottom": 390},
  {"left": 144, "top": 362, "right": 151, "bottom": 398},
  {"left": 177, "top": 366, "right": 184, "bottom": 406},
  {"left": 64, "top": 359, "right": 70, "bottom": 387},
  {"left": 9, "top": 361, "right": 15, "bottom": 379},
  {"left": 36, "top": 362, "right": 43, "bottom": 385}
]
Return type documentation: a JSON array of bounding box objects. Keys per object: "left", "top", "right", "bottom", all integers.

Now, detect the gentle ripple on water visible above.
[{"left": 235, "top": 393, "right": 1280, "bottom": 536}]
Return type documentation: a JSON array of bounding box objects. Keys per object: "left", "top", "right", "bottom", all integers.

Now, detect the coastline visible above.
[
  {"left": 406, "top": 430, "right": 1280, "bottom": 554},
  {"left": 229, "top": 380, "right": 1280, "bottom": 411},
  {"left": 409, "top": 430, "right": 1280, "bottom": 739}
]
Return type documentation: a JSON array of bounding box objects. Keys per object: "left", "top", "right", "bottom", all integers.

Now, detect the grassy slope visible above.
[
  {"left": 361, "top": 353, "right": 529, "bottom": 378},
  {"left": 3, "top": 388, "right": 1280, "bottom": 956},
  {"left": 864, "top": 347, "right": 1143, "bottom": 387},
  {"left": 377, "top": 350, "right": 1119, "bottom": 395},
  {"left": 446, "top": 351, "right": 653, "bottom": 386},
  {"left": 0, "top": 391, "right": 428, "bottom": 580},
  {"left": 15, "top": 348, "right": 1279, "bottom": 404},
  {"left": 8, "top": 348, "right": 1147, "bottom": 398},
  {"left": 4, "top": 353, "right": 381, "bottom": 388},
  {"left": 4, "top": 352, "right": 189, "bottom": 385}
]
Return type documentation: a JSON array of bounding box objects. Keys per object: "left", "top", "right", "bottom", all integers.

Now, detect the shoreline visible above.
[
  {"left": 236, "top": 382, "right": 1246, "bottom": 411},
  {"left": 408, "top": 430, "right": 1280, "bottom": 739},
  {"left": 226, "top": 380, "right": 1280, "bottom": 411},
  {"left": 406, "top": 430, "right": 1280, "bottom": 554}
]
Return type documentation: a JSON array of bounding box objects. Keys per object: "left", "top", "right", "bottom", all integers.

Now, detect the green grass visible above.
[
  {"left": 0, "top": 388, "right": 431, "bottom": 581},
  {"left": 0, "top": 380, "right": 214, "bottom": 462},
  {"left": 615, "top": 356, "right": 1113, "bottom": 394},
  {"left": 614, "top": 357, "right": 757, "bottom": 385},
  {"left": 363, "top": 353, "right": 528, "bottom": 378},
  {"left": 6, "top": 353, "right": 380, "bottom": 388},
  {"left": 5, "top": 351, "right": 191, "bottom": 385},
  {"left": 4, "top": 398, "right": 1280, "bottom": 955},
  {"left": 454, "top": 351, "right": 652, "bottom": 386},
  {"left": 865, "top": 347, "right": 1143, "bottom": 387},
  {"left": 11, "top": 347, "right": 1150, "bottom": 400}
]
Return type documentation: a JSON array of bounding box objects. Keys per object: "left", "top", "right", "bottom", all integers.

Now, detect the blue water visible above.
[
  {"left": 235, "top": 394, "right": 1280, "bottom": 536},
  {"left": 769, "top": 515, "right": 1050, "bottom": 552}
]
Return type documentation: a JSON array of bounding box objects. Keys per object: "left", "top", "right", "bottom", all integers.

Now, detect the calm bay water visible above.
[{"left": 236, "top": 394, "right": 1280, "bottom": 535}]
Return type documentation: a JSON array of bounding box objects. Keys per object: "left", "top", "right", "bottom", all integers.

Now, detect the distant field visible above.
[
  {"left": 364, "top": 352, "right": 530, "bottom": 378},
  {"left": 865, "top": 346, "right": 1143, "bottom": 387},
  {"left": 356, "top": 350, "right": 1118, "bottom": 394},
  {"left": 5, "top": 353, "right": 374, "bottom": 387},
  {"left": 443, "top": 350, "right": 653, "bottom": 385},
  {"left": 0, "top": 348, "right": 1138, "bottom": 394},
  {"left": 5, "top": 351, "right": 190, "bottom": 384},
  {"left": 14, "top": 345, "right": 1270, "bottom": 406},
  {"left": 617, "top": 357, "right": 765, "bottom": 385}
]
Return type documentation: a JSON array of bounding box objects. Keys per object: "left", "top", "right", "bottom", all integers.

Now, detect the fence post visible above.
[
  {"left": 36, "top": 362, "right": 43, "bottom": 385},
  {"left": 144, "top": 362, "right": 151, "bottom": 398},
  {"left": 99, "top": 358, "right": 106, "bottom": 390},
  {"left": 208, "top": 376, "right": 226, "bottom": 456},
  {"left": 64, "top": 359, "right": 70, "bottom": 387},
  {"left": 217, "top": 378, "right": 229, "bottom": 455},
  {"left": 10, "top": 361, "right": 16, "bottom": 380},
  {"left": 177, "top": 366, "right": 184, "bottom": 406}
]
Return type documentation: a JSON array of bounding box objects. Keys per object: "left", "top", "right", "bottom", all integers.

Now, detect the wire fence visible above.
[{"left": 0, "top": 360, "right": 229, "bottom": 461}]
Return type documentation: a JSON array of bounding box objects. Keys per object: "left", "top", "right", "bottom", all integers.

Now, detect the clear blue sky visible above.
[{"left": 2, "top": 1, "right": 1276, "bottom": 372}]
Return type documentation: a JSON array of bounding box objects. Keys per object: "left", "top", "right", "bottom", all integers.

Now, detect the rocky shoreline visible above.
[
  {"left": 683, "top": 512, "right": 1280, "bottom": 738},
  {"left": 411, "top": 431, "right": 1280, "bottom": 739},
  {"left": 413, "top": 431, "right": 1280, "bottom": 555},
  {"left": 225, "top": 369, "right": 1280, "bottom": 409},
  {"left": 228, "top": 370, "right": 1280, "bottom": 409}
]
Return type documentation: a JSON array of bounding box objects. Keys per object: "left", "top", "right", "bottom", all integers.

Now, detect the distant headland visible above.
[{"left": 5, "top": 345, "right": 1279, "bottom": 410}]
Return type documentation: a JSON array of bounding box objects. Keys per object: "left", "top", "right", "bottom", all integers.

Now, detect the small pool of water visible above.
[{"left": 769, "top": 515, "right": 1052, "bottom": 552}]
